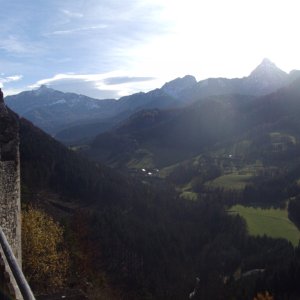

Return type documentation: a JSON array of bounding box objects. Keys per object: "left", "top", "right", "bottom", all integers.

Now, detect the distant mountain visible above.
[
  {"left": 86, "top": 94, "right": 255, "bottom": 168},
  {"left": 54, "top": 119, "right": 117, "bottom": 145},
  {"left": 6, "top": 59, "right": 300, "bottom": 142},
  {"left": 5, "top": 86, "right": 117, "bottom": 134},
  {"left": 3, "top": 82, "right": 300, "bottom": 299},
  {"left": 179, "top": 59, "right": 295, "bottom": 103},
  {"left": 5, "top": 85, "right": 179, "bottom": 138},
  {"left": 243, "top": 58, "right": 289, "bottom": 95},
  {"left": 248, "top": 58, "right": 287, "bottom": 82},
  {"left": 86, "top": 108, "right": 183, "bottom": 166},
  {"left": 86, "top": 78, "right": 300, "bottom": 169},
  {"left": 161, "top": 75, "right": 197, "bottom": 98}
]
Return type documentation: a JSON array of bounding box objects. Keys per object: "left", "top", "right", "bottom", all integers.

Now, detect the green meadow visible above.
[
  {"left": 207, "top": 173, "right": 253, "bottom": 190},
  {"left": 229, "top": 204, "right": 300, "bottom": 246}
]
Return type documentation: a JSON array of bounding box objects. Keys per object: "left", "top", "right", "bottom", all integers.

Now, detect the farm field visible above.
[
  {"left": 229, "top": 204, "right": 300, "bottom": 246},
  {"left": 207, "top": 173, "right": 253, "bottom": 190}
]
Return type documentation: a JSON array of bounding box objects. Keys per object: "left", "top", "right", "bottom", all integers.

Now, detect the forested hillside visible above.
[
  {"left": 3, "top": 0, "right": 300, "bottom": 299},
  {"left": 5, "top": 60, "right": 300, "bottom": 300},
  {"left": 86, "top": 79, "right": 300, "bottom": 170},
  {"left": 17, "top": 106, "right": 300, "bottom": 299}
]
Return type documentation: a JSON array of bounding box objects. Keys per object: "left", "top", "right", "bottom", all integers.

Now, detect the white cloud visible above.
[
  {"left": 6, "top": 75, "right": 23, "bottom": 81},
  {"left": 28, "top": 72, "right": 161, "bottom": 99},
  {"left": 0, "top": 74, "right": 23, "bottom": 88},
  {"left": 3, "top": 88, "right": 24, "bottom": 96},
  {"left": 2, "top": 0, "right": 300, "bottom": 99}
]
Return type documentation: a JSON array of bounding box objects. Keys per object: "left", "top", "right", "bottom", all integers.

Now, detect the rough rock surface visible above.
[{"left": 0, "top": 88, "right": 21, "bottom": 262}]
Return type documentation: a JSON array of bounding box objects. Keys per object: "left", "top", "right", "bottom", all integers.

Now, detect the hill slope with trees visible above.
[{"left": 12, "top": 87, "right": 300, "bottom": 299}]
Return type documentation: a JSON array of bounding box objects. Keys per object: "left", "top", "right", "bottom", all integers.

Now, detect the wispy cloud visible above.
[
  {"left": 49, "top": 24, "right": 108, "bottom": 35},
  {"left": 103, "top": 76, "right": 155, "bottom": 85},
  {"left": 0, "top": 0, "right": 170, "bottom": 96},
  {"left": 0, "top": 74, "right": 23, "bottom": 88},
  {"left": 61, "top": 9, "right": 84, "bottom": 19},
  {"left": 6, "top": 75, "right": 23, "bottom": 81},
  {"left": 28, "top": 72, "right": 159, "bottom": 99},
  {"left": 2, "top": 0, "right": 300, "bottom": 100},
  {"left": 29, "top": 73, "right": 108, "bottom": 88},
  {"left": 0, "top": 36, "right": 28, "bottom": 54},
  {"left": 0, "top": 35, "right": 43, "bottom": 56}
]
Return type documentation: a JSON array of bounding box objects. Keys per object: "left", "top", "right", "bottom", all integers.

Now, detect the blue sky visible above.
[{"left": 1, "top": 0, "right": 300, "bottom": 99}]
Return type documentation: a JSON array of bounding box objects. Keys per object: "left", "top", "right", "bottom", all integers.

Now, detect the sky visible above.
[{"left": 1, "top": 0, "right": 300, "bottom": 99}]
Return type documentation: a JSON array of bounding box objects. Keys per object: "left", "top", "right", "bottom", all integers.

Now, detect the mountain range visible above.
[
  {"left": 5, "top": 59, "right": 300, "bottom": 144},
  {"left": 17, "top": 99, "right": 299, "bottom": 300},
  {"left": 87, "top": 77, "right": 300, "bottom": 168},
  {"left": 3, "top": 58, "right": 300, "bottom": 299}
]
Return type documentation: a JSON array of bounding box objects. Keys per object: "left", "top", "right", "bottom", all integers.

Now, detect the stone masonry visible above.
[{"left": 0, "top": 88, "right": 22, "bottom": 264}]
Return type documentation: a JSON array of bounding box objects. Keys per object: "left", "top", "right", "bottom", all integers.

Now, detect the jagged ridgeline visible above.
[
  {"left": 87, "top": 77, "right": 300, "bottom": 172},
  {"left": 5, "top": 59, "right": 300, "bottom": 145}
]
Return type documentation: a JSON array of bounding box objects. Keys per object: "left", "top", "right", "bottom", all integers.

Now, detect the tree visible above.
[{"left": 22, "top": 206, "right": 69, "bottom": 292}]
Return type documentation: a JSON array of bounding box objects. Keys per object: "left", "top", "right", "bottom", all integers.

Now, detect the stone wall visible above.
[{"left": 0, "top": 88, "right": 21, "bottom": 264}]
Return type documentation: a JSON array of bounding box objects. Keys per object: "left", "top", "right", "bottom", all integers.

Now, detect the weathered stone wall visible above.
[{"left": 0, "top": 88, "right": 21, "bottom": 264}]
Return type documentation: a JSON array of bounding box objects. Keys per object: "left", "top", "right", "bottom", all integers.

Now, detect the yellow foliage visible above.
[
  {"left": 253, "top": 291, "right": 274, "bottom": 300},
  {"left": 22, "top": 206, "right": 69, "bottom": 292}
]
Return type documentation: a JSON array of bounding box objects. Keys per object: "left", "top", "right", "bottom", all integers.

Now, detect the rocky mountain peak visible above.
[
  {"left": 261, "top": 58, "right": 275, "bottom": 66},
  {"left": 244, "top": 58, "right": 289, "bottom": 95},
  {"left": 249, "top": 58, "right": 288, "bottom": 79},
  {"left": 33, "top": 85, "right": 56, "bottom": 96},
  {"left": 161, "top": 75, "right": 197, "bottom": 98}
]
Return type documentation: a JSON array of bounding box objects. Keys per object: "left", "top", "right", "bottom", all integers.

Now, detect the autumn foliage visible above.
[
  {"left": 22, "top": 207, "right": 69, "bottom": 292},
  {"left": 253, "top": 291, "right": 274, "bottom": 300}
]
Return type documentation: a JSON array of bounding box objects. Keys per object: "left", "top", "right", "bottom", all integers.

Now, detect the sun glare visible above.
[{"left": 131, "top": 0, "right": 300, "bottom": 82}]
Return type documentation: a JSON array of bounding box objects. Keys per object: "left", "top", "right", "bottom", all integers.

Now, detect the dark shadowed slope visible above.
[
  {"left": 19, "top": 117, "right": 139, "bottom": 207},
  {"left": 87, "top": 94, "right": 255, "bottom": 168}
]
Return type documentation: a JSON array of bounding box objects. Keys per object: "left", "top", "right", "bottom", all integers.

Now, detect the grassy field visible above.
[
  {"left": 127, "top": 149, "right": 154, "bottom": 169},
  {"left": 179, "top": 191, "right": 198, "bottom": 201},
  {"left": 207, "top": 173, "right": 253, "bottom": 190},
  {"left": 177, "top": 183, "right": 198, "bottom": 201},
  {"left": 229, "top": 204, "right": 300, "bottom": 246}
]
